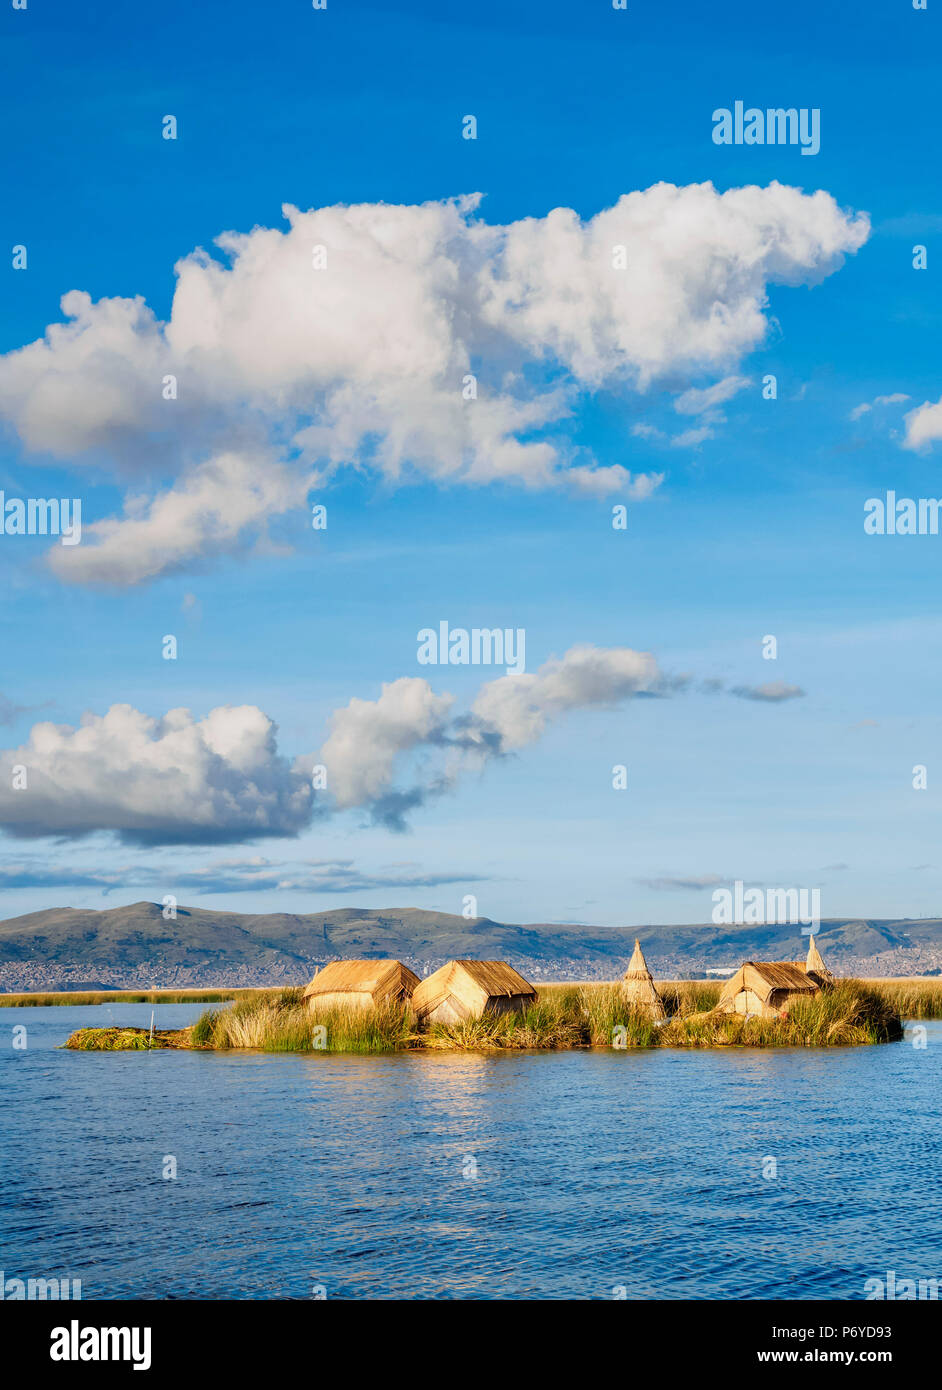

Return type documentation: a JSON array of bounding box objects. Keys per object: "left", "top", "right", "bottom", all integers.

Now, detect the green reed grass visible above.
[
  {"left": 64, "top": 1026, "right": 185, "bottom": 1050},
  {"left": 1, "top": 988, "right": 271, "bottom": 1008},
  {"left": 660, "top": 982, "right": 902, "bottom": 1048},
  {"left": 64, "top": 977, "right": 908, "bottom": 1053},
  {"left": 192, "top": 991, "right": 416, "bottom": 1053},
  {"left": 863, "top": 978, "right": 942, "bottom": 1019},
  {"left": 425, "top": 987, "right": 588, "bottom": 1050}
]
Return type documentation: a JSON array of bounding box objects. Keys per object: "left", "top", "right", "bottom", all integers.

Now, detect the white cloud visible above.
[
  {"left": 673, "top": 374, "right": 751, "bottom": 416},
  {"left": 319, "top": 677, "right": 455, "bottom": 813},
  {"left": 0, "top": 704, "right": 312, "bottom": 843},
  {"left": 670, "top": 426, "right": 715, "bottom": 449},
  {"left": 477, "top": 183, "right": 867, "bottom": 387},
  {"left": 318, "top": 645, "right": 663, "bottom": 828},
  {"left": 850, "top": 391, "right": 910, "bottom": 422},
  {"left": 903, "top": 396, "right": 942, "bottom": 450},
  {"left": 0, "top": 644, "right": 808, "bottom": 842},
  {"left": 632, "top": 422, "right": 716, "bottom": 449},
  {"left": 469, "top": 644, "right": 660, "bottom": 751},
  {"left": 49, "top": 451, "right": 308, "bottom": 587},
  {"left": 0, "top": 184, "right": 868, "bottom": 583}
]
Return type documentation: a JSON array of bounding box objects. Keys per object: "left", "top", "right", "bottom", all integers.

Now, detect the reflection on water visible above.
[{"left": 1, "top": 1004, "right": 941, "bottom": 1299}]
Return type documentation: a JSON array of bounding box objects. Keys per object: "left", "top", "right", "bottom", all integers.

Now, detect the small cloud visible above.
[
  {"left": 0, "top": 861, "right": 127, "bottom": 891},
  {"left": 0, "top": 693, "right": 53, "bottom": 727},
  {"left": 730, "top": 681, "right": 805, "bottom": 703},
  {"left": 0, "top": 855, "right": 480, "bottom": 896},
  {"left": 674, "top": 375, "right": 750, "bottom": 416},
  {"left": 821, "top": 863, "right": 849, "bottom": 872},
  {"left": 850, "top": 392, "right": 910, "bottom": 422},
  {"left": 637, "top": 873, "right": 724, "bottom": 891},
  {"left": 171, "top": 857, "right": 480, "bottom": 894},
  {"left": 670, "top": 425, "right": 714, "bottom": 448},
  {"left": 633, "top": 420, "right": 716, "bottom": 450},
  {"left": 903, "top": 395, "right": 942, "bottom": 451}
]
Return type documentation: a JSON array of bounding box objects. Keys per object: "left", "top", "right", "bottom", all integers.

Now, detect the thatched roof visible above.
[
  {"left": 805, "top": 935, "right": 833, "bottom": 982},
  {"left": 717, "top": 961, "right": 819, "bottom": 1008},
  {"left": 451, "top": 960, "right": 535, "bottom": 996},
  {"left": 302, "top": 959, "right": 419, "bottom": 1001},
  {"left": 412, "top": 959, "right": 536, "bottom": 1016},
  {"left": 622, "top": 939, "right": 667, "bottom": 1019}
]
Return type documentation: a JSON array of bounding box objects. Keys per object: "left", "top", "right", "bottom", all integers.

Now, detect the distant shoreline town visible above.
[
  {"left": 3, "top": 901, "right": 942, "bottom": 995},
  {"left": 3, "top": 947, "right": 941, "bottom": 996}
]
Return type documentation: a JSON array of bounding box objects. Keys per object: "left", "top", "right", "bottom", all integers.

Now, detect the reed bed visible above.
[
  {"left": 191, "top": 989, "right": 416, "bottom": 1053},
  {"left": 660, "top": 982, "right": 903, "bottom": 1048},
  {"left": 863, "top": 978, "right": 942, "bottom": 1019},
  {"left": 1, "top": 987, "right": 271, "bottom": 1008},
  {"left": 25, "top": 976, "right": 942, "bottom": 1022},
  {"left": 425, "top": 987, "right": 588, "bottom": 1050},
  {"left": 64, "top": 1026, "right": 187, "bottom": 1050},
  {"left": 67, "top": 977, "right": 894, "bottom": 1054}
]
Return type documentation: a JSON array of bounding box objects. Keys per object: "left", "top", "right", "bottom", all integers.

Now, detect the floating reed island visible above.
[{"left": 65, "top": 938, "right": 905, "bottom": 1053}]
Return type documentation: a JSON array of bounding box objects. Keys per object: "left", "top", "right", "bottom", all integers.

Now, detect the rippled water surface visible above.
[{"left": 1, "top": 1004, "right": 940, "bottom": 1299}]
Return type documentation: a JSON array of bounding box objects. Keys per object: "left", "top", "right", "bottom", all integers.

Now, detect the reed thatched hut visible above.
[
  {"left": 622, "top": 939, "right": 667, "bottom": 1020},
  {"left": 302, "top": 959, "right": 420, "bottom": 1012},
  {"left": 715, "top": 961, "right": 819, "bottom": 1019},
  {"left": 411, "top": 960, "right": 536, "bottom": 1025},
  {"left": 804, "top": 934, "right": 834, "bottom": 985}
]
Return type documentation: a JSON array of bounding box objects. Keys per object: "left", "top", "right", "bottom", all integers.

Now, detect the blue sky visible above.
[{"left": 0, "top": 0, "right": 940, "bottom": 927}]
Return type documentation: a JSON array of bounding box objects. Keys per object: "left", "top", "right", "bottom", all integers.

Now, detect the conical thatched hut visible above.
[
  {"left": 621, "top": 939, "right": 667, "bottom": 1020},
  {"left": 715, "top": 961, "right": 819, "bottom": 1019},
  {"left": 411, "top": 960, "right": 536, "bottom": 1025},
  {"left": 302, "top": 959, "right": 420, "bottom": 1012},
  {"left": 804, "top": 934, "right": 834, "bottom": 985}
]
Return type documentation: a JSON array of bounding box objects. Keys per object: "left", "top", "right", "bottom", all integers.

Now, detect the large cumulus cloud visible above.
[
  {"left": 0, "top": 642, "right": 809, "bottom": 843},
  {"left": 0, "top": 184, "right": 869, "bottom": 585},
  {"left": 0, "top": 704, "right": 313, "bottom": 844}
]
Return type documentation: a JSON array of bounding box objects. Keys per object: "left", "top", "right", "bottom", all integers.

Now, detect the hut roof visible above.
[
  {"left": 302, "top": 959, "right": 419, "bottom": 1000},
  {"left": 624, "top": 938, "right": 651, "bottom": 979},
  {"left": 622, "top": 939, "right": 667, "bottom": 1019},
  {"left": 451, "top": 960, "right": 535, "bottom": 996},
  {"left": 717, "top": 960, "right": 818, "bottom": 1007},
  {"left": 805, "top": 935, "right": 833, "bottom": 980},
  {"left": 412, "top": 959, "right": 536, "bottom": 1014}
]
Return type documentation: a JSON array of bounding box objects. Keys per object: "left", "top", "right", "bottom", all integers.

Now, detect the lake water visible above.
[{"left": 1, "top": 1003, "right": 941, "bottom": 1300}]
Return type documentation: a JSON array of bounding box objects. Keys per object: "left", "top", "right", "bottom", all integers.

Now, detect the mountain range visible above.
[{"left": 1, "top": 901, "right": 941, "bottom": 991}]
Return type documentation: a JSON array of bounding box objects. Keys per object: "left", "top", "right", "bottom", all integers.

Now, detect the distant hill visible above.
[{"left": 2, "top": 900, "right": 942, "bottom": 991}]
